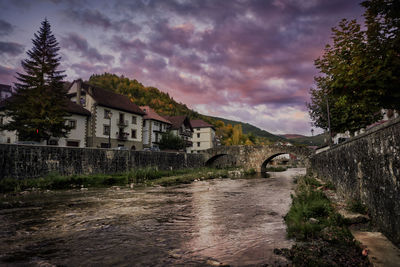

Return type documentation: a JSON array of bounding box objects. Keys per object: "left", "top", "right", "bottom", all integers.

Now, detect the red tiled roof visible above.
[
  {"left": 190, "top": 119, "right": 214, "bottom": 129},
  {"left": 164, "top": 115, "right": 193, "bottom": 131},
  {"left": 78, "top": 81, "right": 145, "bottom": 115},
  {"left": 140, "top": 106, "right": 171, "bottom": 124}
]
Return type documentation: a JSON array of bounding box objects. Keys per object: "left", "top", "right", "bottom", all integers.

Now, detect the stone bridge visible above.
[{"left": 203, "top": 145, "right": 313, "bottom": 172}]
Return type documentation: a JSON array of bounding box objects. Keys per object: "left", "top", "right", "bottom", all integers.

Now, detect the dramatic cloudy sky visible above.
[{"left": 0, "top": 0, "right": 364, "bottom": 135}]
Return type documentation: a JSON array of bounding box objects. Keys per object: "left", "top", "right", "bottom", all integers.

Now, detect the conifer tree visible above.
[{"left": 1, "top": 18, "right": 71, "bottom": 143}]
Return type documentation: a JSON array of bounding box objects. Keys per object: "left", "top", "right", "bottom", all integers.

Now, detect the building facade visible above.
[
  {"left": 189, "top": 119, "right": 216, "bottom": 153},
  {"left": 140, "top": 106, "right": 171, "bottom": 149},
  {"left": 68, "top": 80, "right": 145, "bottom": 150},
  {"left": 164, "top": 115, "right": 193, "bottom": 152}
]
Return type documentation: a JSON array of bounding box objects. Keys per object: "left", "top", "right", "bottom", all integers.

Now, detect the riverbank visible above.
[
  {"left": 0, "top": 167, "right": 254, "bottom": 193},
  {"left": 277, "top": 174, "right": 370, "bottom": 266}
]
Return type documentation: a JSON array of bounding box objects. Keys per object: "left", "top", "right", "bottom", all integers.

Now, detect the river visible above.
[{"left": 0, "top": 168, "right": 305, "bottom": 266}]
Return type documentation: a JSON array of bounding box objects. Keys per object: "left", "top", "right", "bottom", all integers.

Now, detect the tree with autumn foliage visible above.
[{"left": 1, "top": 19, "right": 71, "bottom": 143}]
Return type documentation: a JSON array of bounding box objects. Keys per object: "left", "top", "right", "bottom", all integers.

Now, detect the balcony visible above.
[
  {"left": 179, "top": 130, "right": 193, "bottom": 137},
  {"left": 116, "top": 132, "right": 129, "bottom": 141},
  {"left": 117, "top": 119, "right": 129, "bottom": 127}
]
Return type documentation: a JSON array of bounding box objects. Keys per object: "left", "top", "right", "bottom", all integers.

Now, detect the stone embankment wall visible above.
[
  {"left": 0, "top": 144, "right": 205, "bottom": 179},
  {"left": 310, "top": 118, "right": 400, "bottom": 246}
]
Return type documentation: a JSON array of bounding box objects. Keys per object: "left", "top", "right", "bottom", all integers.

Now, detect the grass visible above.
[
  {"left": 0, "top": 167, "right": 234, "bottom": 193},
  {"left": 346, "top": 199, "right": 369, "bottom": 215},
  {"left": 281, "top": 174, "right": 370, "bottom": 266}
]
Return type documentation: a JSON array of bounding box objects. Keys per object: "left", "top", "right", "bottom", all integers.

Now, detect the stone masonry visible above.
[
  {"left": 0, "top": 144, "right": 205, "bottom": 179},
  {"left": 310, "top": 117, "right": 400, "bottom": 246}
]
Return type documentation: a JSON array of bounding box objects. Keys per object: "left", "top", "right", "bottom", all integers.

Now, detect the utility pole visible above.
[
  {"left": 326, "top": 99, "right": 332, "bottom": 146},
  {"left": 108, "top": 111, "right": 113, "bottom": 148}
]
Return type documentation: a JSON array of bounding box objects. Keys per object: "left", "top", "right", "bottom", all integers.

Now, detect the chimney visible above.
[{"left": 76, "top": 79, "right": 82, "bottom": 106}]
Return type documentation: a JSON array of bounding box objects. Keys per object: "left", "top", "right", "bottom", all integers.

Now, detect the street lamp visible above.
[{"left": 107, "top": 111, "right": 112, "bottom": 148}]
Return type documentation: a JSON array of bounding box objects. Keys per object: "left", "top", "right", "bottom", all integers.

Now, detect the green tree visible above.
[
  {"left": 309, "top": 19, "right": 382, "bottom": 134},
  {"left": 361, "top": 0, "right": 400, "bottom": 110},
  {"left": 1, "top": 19, "right": 70, "bottom": 143},
  {"left": 158, "top": 131, "right": 186, "bottom": 150}
]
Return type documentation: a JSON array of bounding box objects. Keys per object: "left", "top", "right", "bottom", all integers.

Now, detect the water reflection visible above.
[{"left": 0, "top": 168, "right": 305, "bottom": 266}]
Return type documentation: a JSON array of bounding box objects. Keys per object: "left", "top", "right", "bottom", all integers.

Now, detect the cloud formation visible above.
[
  {"left": 61, "top": 33, "right": 114, "bottom": 64},
  {"left": 0, "top": 41, "right": 24, "bottom": 56},
  {"left": 0, "top": 0, "right": 365, "bottom": 135},
  {"left": 0, "top": 19, "right": 13, "bottom": 36}
]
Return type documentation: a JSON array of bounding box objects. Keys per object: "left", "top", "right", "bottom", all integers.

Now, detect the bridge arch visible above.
[
  {"left": 203, "top": 145, "right": 312, "bottom": 172},
  {"left": 260, "top": 153, "right": 286, "bottom": 173}
]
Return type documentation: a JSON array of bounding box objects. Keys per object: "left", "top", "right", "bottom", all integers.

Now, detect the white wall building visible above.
[
  {"left": 189, "top": 119, "right": 216, "bottom": 153},
  {"left": 68, "top": 79, "right": 145, "bottom": 149},
  {"left": 140, "top": 106, "right": 171, "bottom": 148}
]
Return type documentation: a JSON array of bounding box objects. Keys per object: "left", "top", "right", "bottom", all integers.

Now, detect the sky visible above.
[{"left": 0, "top": 0, "right": 365, "bottom": 136}]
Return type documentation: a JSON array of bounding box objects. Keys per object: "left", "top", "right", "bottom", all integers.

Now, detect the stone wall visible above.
[
  {"left": 310, "top": 118, "right": 400, "bottom": 246},
  {"left": 0, "top": 144, "right": 205, "bottom": 179}
]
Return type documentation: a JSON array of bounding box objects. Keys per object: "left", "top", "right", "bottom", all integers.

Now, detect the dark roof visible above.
[
  {"left": 164, "top": 115, "right": 193, "bottom": 131},
  {"left": 190, "top": 119, "right": 215, "bottom": 129},
  {"left": 0, "top": 97, "right": 90, "bottom": 117},
  {"left": 140, "top": 106, "right": 171, "bottom": 124},
  {"left": 0, "top": 84, "right": 12, "bottom": 92},
  {"left": 78, "top": 81, "right": 145, "bottom": 115},
  {"left": 65, "top": 101, "right": 91, "bottom": 116}
]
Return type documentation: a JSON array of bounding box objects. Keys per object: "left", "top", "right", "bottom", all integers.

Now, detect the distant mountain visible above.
[{"left": 281, "top": 133, "right": 327, "bottom": 147}]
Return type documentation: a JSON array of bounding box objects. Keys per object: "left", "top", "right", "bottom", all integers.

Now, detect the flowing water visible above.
[{"left": 0, "top": 168, "right": 305, "bottom": 266}]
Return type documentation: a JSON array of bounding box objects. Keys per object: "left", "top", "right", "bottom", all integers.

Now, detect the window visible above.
[
  {"left": 104, "top": 109, "right": 111, "bottom": 119},
  {"left": 68, "top": 120, "right": 77, "bottom": 129},
  {"left": 103, "top": 125, "right": 110, "bottom": 135},
  {"left": 143, "top": 120, "right": 146, "bottom": 127},
  {"left": 132, "top": 116, "right": 137, "bottom": 124},
  {"left": 0, "top": 116, "right": 3, "bottom": 125},
  {"left": 197, "top": 142, "right": 200, "bottom": 147},
  {"left": 80, "top": 96, "right": 86, "bottom": 106},
  {"left": 101, "top": 143, "right": 109, "bottom": 148},
  {"left": 7, "top": 137, "right": 10, "bottom": 143},
  {"left": 49, "top": 139, "right": 58, "bottom": 146},
  {"left": 67, "top": 140, "right": 79, "bottom": 147},
  {"left": 131, "top": 129, "right": 137, "bottom": 139},
  {"left": 197, "top": 133, "right": 200, "bottom": 138}
]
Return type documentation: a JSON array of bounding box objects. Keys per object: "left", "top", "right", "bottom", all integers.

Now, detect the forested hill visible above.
[
  {"left": 208, "top": 116, "right": 285, "bottom": 142},
  {"left": 87, "top": 73, "right": 287, "bottom": 145}
]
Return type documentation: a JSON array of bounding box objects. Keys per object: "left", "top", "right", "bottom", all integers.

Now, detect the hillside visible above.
[
  {"left": 281, "top": 133, "right": 327, "bottom": 147},
  {"left": 209, "top": 116, "right": 285, "bottom": 142},
  {"left": 86, "top": 73, "right": 301, "bottom": 145}
]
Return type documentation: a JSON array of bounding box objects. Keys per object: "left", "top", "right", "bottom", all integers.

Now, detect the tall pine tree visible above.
[{"left": 1, "top": 18, "right": 71, "bottom": 143}]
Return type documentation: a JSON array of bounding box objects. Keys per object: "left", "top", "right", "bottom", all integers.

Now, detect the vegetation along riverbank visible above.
[
  {"left": 0, "top": 167, "right": 256, "bottom": 194},
  {"left": 276, "top": 174, "right": 370, "bottom": 266}
]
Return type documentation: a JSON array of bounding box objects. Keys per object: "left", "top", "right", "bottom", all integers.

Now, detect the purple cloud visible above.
[
  {"left": 0, "top": 41, "right": 24, "bottom": 56},
  {"left": 61, "top": 33, "right": 114, "bottom": 64},
  {"left": 0, "top": 19, "right": 13, "bottom": 36}
]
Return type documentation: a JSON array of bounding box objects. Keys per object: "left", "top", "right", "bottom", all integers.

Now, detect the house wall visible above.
[
  {"left": 58, "top": 114, "right": 87, "bottom": 148},
  {"left": 190, "top": 127, "right": 215, "bottom": 153},
  {"left": 93, "top": 105, "right": 143, "bottom": 149},
  {"left": 0, "top": 113, "right": 17, "bottom": 144},
  {"left": 143, "top": 120, "right": 150, "bottom": 146}
]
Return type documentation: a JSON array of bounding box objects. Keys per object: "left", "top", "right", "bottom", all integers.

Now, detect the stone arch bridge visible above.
[{"left": 202, "top": 145, "right": 313, "bottom": 172}]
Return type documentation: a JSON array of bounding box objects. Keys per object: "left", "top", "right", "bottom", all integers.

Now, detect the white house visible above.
[
  {"left": 0, "top": 99, "right": 90, "bottom": 147},
  {"left": 68, "top": 79, "right": 145, "bottom": 150},
  {"left": 140, "top": 106, "right": 171, "bottom": 149},
  {"left": 189, "top": 119, "right": 216, "bottom": 153}
]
